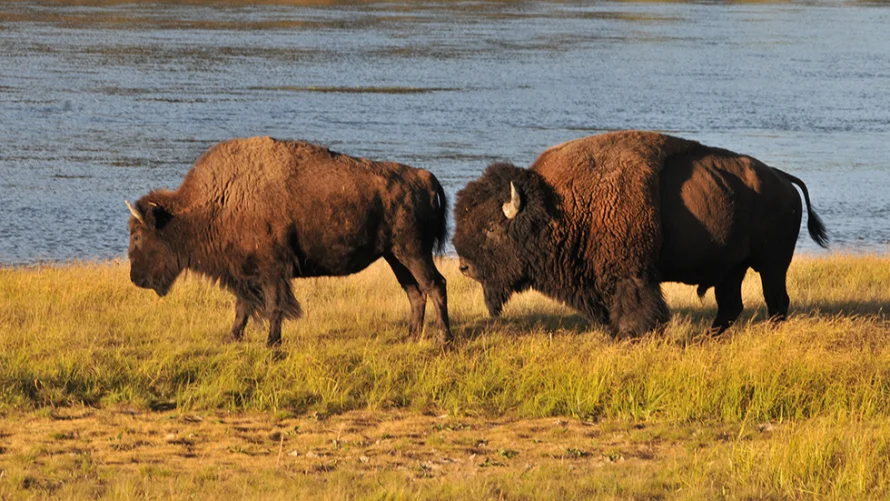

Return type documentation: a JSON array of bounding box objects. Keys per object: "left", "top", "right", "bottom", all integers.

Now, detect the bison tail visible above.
[
  {"left": 776, "top": 170, "right": 830, "bottom": 249},
  {"left": 805, "top": 204, "right": 830, "bottom": 249},
  {"left": 431, "top": 176, "right": 449, "bottom": 256}
]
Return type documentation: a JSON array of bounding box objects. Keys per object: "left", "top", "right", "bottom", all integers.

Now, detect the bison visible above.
[
  {"left": 126, "top": 136, "right": 451, "bottom": 346},
  {"left": 453, "top": 130, "right": 828, "bottom": 337}
]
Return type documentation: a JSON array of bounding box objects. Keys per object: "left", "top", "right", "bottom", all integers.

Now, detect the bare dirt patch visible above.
[{"left": 0, "top": 407, "right": 702, "bottom": 482}]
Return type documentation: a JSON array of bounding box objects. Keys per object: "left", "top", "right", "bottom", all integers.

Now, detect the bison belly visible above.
[{"left": 287, "top": 196, "right": 386, "bottom": 277}]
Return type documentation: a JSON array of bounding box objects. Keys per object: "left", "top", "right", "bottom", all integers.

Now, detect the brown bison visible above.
[
  {"left": 453, "top": 130, "right": 828, "bottom": 337},
  {"left": 126, "top": 137, "right": 451, "bottom": 346}
]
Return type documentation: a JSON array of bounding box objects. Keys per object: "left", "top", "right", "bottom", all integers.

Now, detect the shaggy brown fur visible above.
[
  {"left": 127, "top": 137, "right": 451, "bottom": 346},
  {"left": 453, "top": 131, "right": 827, "bottom": 337}
]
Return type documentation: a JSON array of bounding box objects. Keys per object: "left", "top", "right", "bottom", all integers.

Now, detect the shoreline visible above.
[{"left": 1, "top": 248, "right": 887, "bottom": 269}]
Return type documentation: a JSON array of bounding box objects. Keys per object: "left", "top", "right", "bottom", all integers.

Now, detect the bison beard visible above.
[
  {"left": 126, "top": 137, "right": 452, "bottom": 346},
  {"left": 453, "top": 130, "right": 828, "bottom": 338}
]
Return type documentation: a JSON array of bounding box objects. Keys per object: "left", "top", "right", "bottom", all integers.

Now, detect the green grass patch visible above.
[
  {"left": 1, "top": 256, "right": 889, "bottom": 422},
  {"left": 1, "top": 255, "right": 890, "bottom": 499}
]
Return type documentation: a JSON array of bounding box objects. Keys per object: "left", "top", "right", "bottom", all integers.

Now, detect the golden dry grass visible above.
[{"left": 1, "top": 254, "right": 890, "bottom": 499}]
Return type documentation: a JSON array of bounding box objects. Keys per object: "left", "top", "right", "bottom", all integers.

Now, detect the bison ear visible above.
[
  {"left": 146, "top": 202, "right": 174, "bottom": 231},
  {"left": 502, "top": 182, "right": 523, "bottom": 219}
]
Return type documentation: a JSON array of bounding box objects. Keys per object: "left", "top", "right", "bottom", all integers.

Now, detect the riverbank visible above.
[{"left": 1, "top": 256, "right": 889, "bottom": 499}]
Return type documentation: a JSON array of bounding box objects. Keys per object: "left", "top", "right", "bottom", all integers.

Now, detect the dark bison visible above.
[
  {"left": 126, "top": 137, "right": 451, "bottom": 346},
  {"left": 453, "top": 130, "right": 828, "bottom": 337}
]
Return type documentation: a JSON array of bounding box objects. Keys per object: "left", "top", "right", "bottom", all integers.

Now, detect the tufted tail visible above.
[
  {"left": 775, "top": 169, "right": 829, "bottom": 248},
  {"left": 430, "top": 175, "right": 449, "bottom": 256}
]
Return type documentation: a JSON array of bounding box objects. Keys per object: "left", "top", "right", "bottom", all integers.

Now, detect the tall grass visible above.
[
  {"left": 2, "top": 255, "right": 890, "bottom": 499},
  {"left": 727, "top": 417, "right": 890, "bottom": 498},
  {"left": 1, "top": 255, "right": 888, "bottom": 423}
]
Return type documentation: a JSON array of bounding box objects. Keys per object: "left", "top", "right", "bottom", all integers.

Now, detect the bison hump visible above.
[{"left": 531, "top": 131, "right": 701, "bottom": 284}]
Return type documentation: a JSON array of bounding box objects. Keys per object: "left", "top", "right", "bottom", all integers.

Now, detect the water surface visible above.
[{"left": 1, "top": 1, "right": 889, "bottom": 264}]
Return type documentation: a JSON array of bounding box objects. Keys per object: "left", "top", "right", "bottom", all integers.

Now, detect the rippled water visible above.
[{"left": 1, "top": 1, "right": 888, "bottom": 264}]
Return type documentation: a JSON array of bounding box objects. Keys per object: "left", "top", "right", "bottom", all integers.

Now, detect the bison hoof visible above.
[
  {"left": 708, "top": 324, "right": 730, "bottom": 336},
  {"left": 767, "top": 314, "right": 787, "bottom": 324}
]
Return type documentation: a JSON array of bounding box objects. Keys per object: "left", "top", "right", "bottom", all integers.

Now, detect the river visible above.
[{"left": 1, "top": 0, "right": 888, "bottom": 264}]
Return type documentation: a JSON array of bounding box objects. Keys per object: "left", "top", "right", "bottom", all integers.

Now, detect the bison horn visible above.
[
  {"left": 502, "top": 182, "right": 522, "bottom": 219},
  {"left": 125, "top": 200, "right": 145, "bottom": 224}
]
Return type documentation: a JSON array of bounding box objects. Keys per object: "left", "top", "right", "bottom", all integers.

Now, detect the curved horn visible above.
[
  {"left": 502, "top": 182, "right": 522, "bottom": 219},
  {"left": 125, "top": 200, "right": 145, "bottom": 224}
]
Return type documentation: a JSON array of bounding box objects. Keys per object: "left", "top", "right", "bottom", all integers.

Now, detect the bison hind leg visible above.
[
  {"left": 759, "top": 263, "right": 791, "bottom": 323},
  {"left": 386, "top": 251, "right": 452, "bottom": 344},
  {"left": 385, "top": 255, "right": 427, "bottom": 339},
  {"left": 710, "top": 265, "right": 749, "bottom": 335},
  {"left": 609, "top": 276, "right": 670, "bottom": 339}
]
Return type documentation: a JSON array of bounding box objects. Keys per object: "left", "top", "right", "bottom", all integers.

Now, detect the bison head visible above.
[
  {"left": 126, "top": 197, "right": 183, "bottom": 297},
  {"left": 453, "top": 162, "right": 555, "bottom": 317}
]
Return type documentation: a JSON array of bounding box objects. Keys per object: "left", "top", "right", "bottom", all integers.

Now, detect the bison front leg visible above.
[
  {"left": 261, "top": 279, "right": 303, "bottom": 348},
  {"left": 608, "top": 276, "right": 670, "bottom": 338},
  {"left": 229, "top": 297, "right": 253, "bottom": 342},
  {"left": 262, "top": 283, "right": 283, "bottom": 347}
]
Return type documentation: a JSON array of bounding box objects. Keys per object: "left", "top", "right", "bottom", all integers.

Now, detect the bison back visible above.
[{"left": 178, "top": 137, "right": 444, "bottom": 278}]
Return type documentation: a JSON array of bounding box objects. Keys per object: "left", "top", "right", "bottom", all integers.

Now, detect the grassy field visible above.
[{"left": 1, "top": 255, "right": 889, "bottom": 500}]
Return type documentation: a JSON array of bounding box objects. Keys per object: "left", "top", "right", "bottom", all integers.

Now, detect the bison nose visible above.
[{"left": 130, "top": 273, "right": 149, "bottom": 289}]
